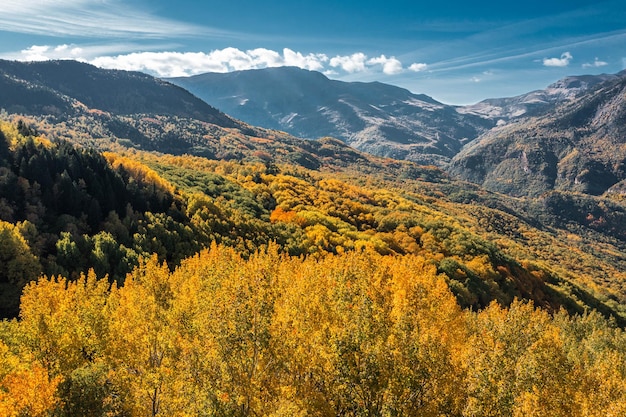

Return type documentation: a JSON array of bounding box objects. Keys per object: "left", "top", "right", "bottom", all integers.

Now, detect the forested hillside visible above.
[
  {"left": 2, "top": 119, "right": 625, "bottom": 322},
  {"left": 1, "top": 64, "right": 626, "bottom": 415},
  {"left": 2, "top": 246, "right": 625, "bottom": 416}
]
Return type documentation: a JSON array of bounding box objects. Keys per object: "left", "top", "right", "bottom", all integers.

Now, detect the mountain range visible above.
[
  {"left": 169, "top": 67, "right": 624, "bottom": 168},
  {"left": 0, "top": 58, "right": 625, "bottom": 326},
  {"left": 169, "top": 66, "right": 626, "bottom": 198},
  {"left": 168, "top": 67, "right": 494, "bottom": 165},
  {"left": 0, "top": 59, "right": 432, "bottom": 176},
  {"left": 2, "top": 60, "right": 626, "bottom": 200}
]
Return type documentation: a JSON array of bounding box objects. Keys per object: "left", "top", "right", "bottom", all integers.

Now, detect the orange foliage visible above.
[
  {"left": 0, "top": 363, "right": 61, "bottom": 417},
  {"left": 269, "top": 206, "right": 297, "bottom": 224}
]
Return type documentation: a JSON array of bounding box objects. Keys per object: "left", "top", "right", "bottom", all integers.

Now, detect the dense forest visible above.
[
  {"left": 3, "top": 246, "right": 626, "bottom": 416},
  {"left": 1, "top": 119, "right": 626, "bottom": 415}
]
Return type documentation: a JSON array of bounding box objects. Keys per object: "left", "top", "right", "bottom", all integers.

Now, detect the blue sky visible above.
[{"left": 1, "top": 0, "right": 625, "bottom": 104}]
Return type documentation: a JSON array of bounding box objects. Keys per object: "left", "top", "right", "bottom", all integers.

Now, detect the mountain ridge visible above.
[
  {"left": 168, "top": 66, "right": 495, "bottom": 165},
  {"left": 459, "top": 72, "right": 621, "bottom": 120},
  {"left": 0, "top": 59, "right": 239, "bottom": 128},
  {"left": 449, "top": 71, "right": 626, "bottom": 198}
]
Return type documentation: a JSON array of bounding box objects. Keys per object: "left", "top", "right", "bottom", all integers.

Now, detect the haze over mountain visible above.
[{"left": 169, "top": 67, "right": 495, "bottom": 165}]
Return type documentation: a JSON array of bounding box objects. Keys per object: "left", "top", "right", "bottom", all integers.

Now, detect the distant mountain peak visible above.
[
  {"left": 458, "top": 72, "right": 620, "bottom": 121},
  {"left": 169, "top": 67, "right": 492, "bottom": 165},
  {"left": 450, "top": 71, "right": 626, "bottom": 197}
]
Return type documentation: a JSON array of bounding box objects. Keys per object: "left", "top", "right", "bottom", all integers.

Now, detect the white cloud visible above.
[
  {"left": 9, "top": 44, "right": 420, "bottom": 78},
  {"left": 543, "top": 52, "right": 573, "bottom": 67},
  {"left": 282, "top": 49, "right": 328, "bottom": 71},
  {"left": 0, "top": 0, "right": 225, "bottom": 39},
  {"left": 470, "top": 76, "right": 481, "bottom": 83},
  {"left": 16, "top": 44, "right": 87, "bottom": 61},
  {"left": 367, "top": 55, "right": 403, "bottom": 75},
  {"left": 90, "top": 48, "right": 330, "bottom": 77},
  {"left": 329, "top": 53, "right": 368, "bottom": 73},
  {"left": 582, "top": 57, "right": 608, "bottom": 69},
  {"left": 409, "top": 63, "right": 428, "bottom": 72},
  {"left": 92, "top": 52, "right": 226, "bottom": 77},
  {"left": 20, "top": 45, "right": 51, "bottom": 61}
]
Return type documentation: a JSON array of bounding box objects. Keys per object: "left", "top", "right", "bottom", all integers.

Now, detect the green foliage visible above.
[{"left": 0, "top": 220, "right": 40, "bottom": 317}]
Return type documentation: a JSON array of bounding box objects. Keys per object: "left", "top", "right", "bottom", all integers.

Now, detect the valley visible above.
[{"left": 1, "top": 59, "right": 626, "bottom": 415}]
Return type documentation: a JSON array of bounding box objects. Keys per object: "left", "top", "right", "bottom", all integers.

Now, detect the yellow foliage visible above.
[
  {"left": 0, "top": 364, "right": 60, "bottom": 417},
  {"left": 103, "top": 152, "right": 176, "bottom": 195},
  {"left": 3, "top": 244, "right": 626, "bottom": 416}
]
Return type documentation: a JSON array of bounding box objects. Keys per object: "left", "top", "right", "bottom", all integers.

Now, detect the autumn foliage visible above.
[
  {"left": 0, "top": 245, "right": 625, "bottom": 416},
  {"left": 2, "top": 120, "right": 626, "bottom": 415}
]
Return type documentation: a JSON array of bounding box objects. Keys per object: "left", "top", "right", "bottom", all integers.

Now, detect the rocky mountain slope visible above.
[
  {"left": 169, "top": 67, "right": 494, "bottom": 165},
  {"left": 449, "top": 71, "right": 626, "bottom": 198},
  {"left": 459, "top": 73, "right": 620, "bottom": 121}
]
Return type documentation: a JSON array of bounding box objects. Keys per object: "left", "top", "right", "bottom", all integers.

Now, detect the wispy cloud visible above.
[
  {"left": 543, "top": 52, "right": 573, "bottom": 67},
  {"left": 0, "top": 0, "right": 228, "bottom": 39},
  {"left": 582, "top": 57, "right": 608, "bottom": 68},
  {"left": 403, "top": 1, "right": 626, "bottom": 75}
]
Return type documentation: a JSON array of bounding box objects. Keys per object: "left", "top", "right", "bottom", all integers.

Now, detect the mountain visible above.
[
  {"left": 0, "top": 60, "right": 421, "bottom": 173},
  {"left": 0, "top": 59, "right": 238, "bottom": 127},
  {"left": 459, "top": 73, "right": 620, "bottom": 121},
  {"left": 449, "top": 71, "right": 626, "bottom": 198},
  {"left": 3, "top": 60, "right": 625, "bottom": 200},
  {"left": 168, "top": 67, "right": 494, "bottom": 165},
  {"left": 2, "top": 61, "right": 626, "bottom": 415}
]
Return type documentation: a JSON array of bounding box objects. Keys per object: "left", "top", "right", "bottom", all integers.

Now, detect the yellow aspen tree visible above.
[
  {"left": 18, "top": 271, "right": 118, "bottom": 415},
  {"left": 0, "top": 339, "right": 60, "bottom": 417},
  {"left": 385, "top": 254, "right": 468, "bottom": 416},
  {"left": 106, "top": 255, "right": 181, "bottom": 417}
]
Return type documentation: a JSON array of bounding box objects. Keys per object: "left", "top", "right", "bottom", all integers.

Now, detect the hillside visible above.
[
  {"left": 1, "top": 58, "right": 626, "bottom": 415},
  {"left": 450, "top": 71, "right": 626, "bottom": 198},
  {"left": 1, "top": 119, "right": 626, "bottom": 415},
  {"left": 2, "top": 117, "right": 626, "bottom": 319},
  {"left": 0, "top": 59, "right": 238, "bottom": 127},
  {"left": 169, "top": 66, "right": 494, "bottom": 165}
]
